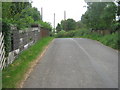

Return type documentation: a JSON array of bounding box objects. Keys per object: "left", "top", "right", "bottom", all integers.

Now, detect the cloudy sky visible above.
[{"left": 32, "top": 0, "right": 87, "bottom": 27}]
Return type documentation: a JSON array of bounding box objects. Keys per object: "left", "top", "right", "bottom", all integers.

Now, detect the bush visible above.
[
  {"left": 56, "top": 28, "right": 90, "bottom": 38},
  {"left": 35, "top": 21, "right": 52, "bottom": 31},
  {"left": 74, "top": 28, "right": 90, "bottom": 37},
  {"left": 2, "top": 21, "right": 12, "bottom": 57},
  {"left": 99, "top": 32, "right": 119, "bottom": 49},
  {"left": 56, "top": 30, "right": 66, "bottom": 38}
]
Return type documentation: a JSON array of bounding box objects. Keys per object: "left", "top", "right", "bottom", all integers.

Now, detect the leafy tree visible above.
[
  {"left": 40, "top": 22, "right": 52, "bottom": 31},
  {"left": 2, "top": 1, "right": 52, "bottom": 30},
  {"left": 81, "top": 2, "right": 117, "bottom": 32},
  {"left": 100, "top": 3, "right": 117, "bottom": 30},
  {"left": 56, "top": 23, "right": 62, "bottom": 32},
  {"left": 19, "top": 7, "right": 41, "bottom": 21},
  {"left": 61, "top": 20, "right": 67, "bottom": 31},
  {"left": 14, "top": 7, "right": 41, "bottom": 29},
  {"left": 76, "top": 21, "right": 86, "bottom": 29},
  {"left": 82, "top": 2, "right": 108, "bottom": 30},
  {"left": 2, "top": 2, "right": 12, "bottom": 21},
  {"left": 61, "top": 19, "right": 76, "bottom": 31},
  {"left": 35, "top": 21, "right": 52, "bottom": 31},
  {"left": 117, "top": 1, "right": 120, "bottom": 17},
  {"left": 2, "top": 2, "right": 42, "bottom": 29},
  {"left": 16, "top": 16, "right": 34, "bottom": 29},
  {"left": 2, "top": 2, "right": 30, "bottom": 22}
]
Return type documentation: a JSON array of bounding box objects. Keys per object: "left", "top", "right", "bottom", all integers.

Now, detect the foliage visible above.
[
  {"left": 99, "top": 33, "right": 119, "bottom": 49},
  {"left": 56, "top": 23, "right": 62, "bottom": 32},
  {"left": 2, "top": 37, "right": 54, "bottom": 88},
  {"left": 2, "top": 2, "right": 51, "bottom": 30},
  {"left": 16, "top": 16, "right": 34, "bottom": 29},
  {"left": 56, "top": 19, "right": 87, "bottom": 33},
  {"left": 60, "top": 19, "right": 76, "bottom": 31},
  {"left": 2, "top": 2, "right": 30, "bottom": 24},
  {"left": 100, "top": 3, "right": 117, "bottom": 30},
  {"left": 35, "top": 21, "right": 52, "bottom": 31},
  {"left": 56, "top": 30, "right": 66, "bottom": 38},
  {"left": 81, "top": 2, "right": 117, "bottom": 32},
  {"left": 76, "top": 21, "right": 86, "bottom": 29},
  {"left": 117, "top": 1, "right": 120, "bottom": 17},
  {"left": 2, "top": 21, "right": 12, "bottom": 57},
  {"left": 14, "top": 7, "right": 41, "bottom": 29}
]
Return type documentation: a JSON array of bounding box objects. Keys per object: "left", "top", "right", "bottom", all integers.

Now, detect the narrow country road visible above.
[{"left": 23, "top": 38, "right": 118, "bottom": 88}]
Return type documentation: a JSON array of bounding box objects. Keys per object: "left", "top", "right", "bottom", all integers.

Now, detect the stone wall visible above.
[
  {"left": 11, "top": 26, "right": 40, "bottom": 53},
  {"left": 7, "top": 25, "right": 49, "bottom": 65}
]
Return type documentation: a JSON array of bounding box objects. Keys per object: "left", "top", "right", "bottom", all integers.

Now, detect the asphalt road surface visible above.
[{"left": 23, "top": 38, "right": 118, "bottom": 88}]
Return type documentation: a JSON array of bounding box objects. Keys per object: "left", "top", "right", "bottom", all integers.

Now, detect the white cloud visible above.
[{"left": 32, "top": 0, "right": 87, "bottom": 27}]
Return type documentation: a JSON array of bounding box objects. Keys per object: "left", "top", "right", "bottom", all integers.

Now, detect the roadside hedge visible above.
[{"left": 2, "top": 21, "right": 12, "bottom": 57}]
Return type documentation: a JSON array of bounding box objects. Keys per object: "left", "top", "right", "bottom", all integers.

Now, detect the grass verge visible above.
[
  {"left": 78, "top": 33, "right": 119, "bottom": 50},
  {"left": 2, "top": 37, "right": 54, "bottom": 88}
]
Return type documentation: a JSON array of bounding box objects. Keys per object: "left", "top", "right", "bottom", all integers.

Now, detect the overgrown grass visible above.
[
  {"left": 2, "top": 37, "right": 54, "bottom": 88},
  {"left": 55, "top": 29, "right": 119, "bottom": 50},
  {"left": 80, "top": 32, "right": 119, "bottom": 50}
]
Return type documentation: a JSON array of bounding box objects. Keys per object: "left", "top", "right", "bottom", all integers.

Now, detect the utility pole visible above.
[
  {"left": 64, "top": 11, "right": 66, "bottom": 20},
  {"left": 41, "top": 7, "right": 43, "bottom": 21}
]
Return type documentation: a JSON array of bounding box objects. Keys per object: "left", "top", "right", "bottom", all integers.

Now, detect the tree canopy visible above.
[
  {"left": 2, "top": 1, "right": 52, "bottom": 30},
  {"left": 81, "top": 2, "right": 118, "bottom": 32},
  {"left": 56, "top": 23, "right": 62, "bottom": 32},
  {"left": 56, "top": 19, "right": 76, "bottom": 32}
]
